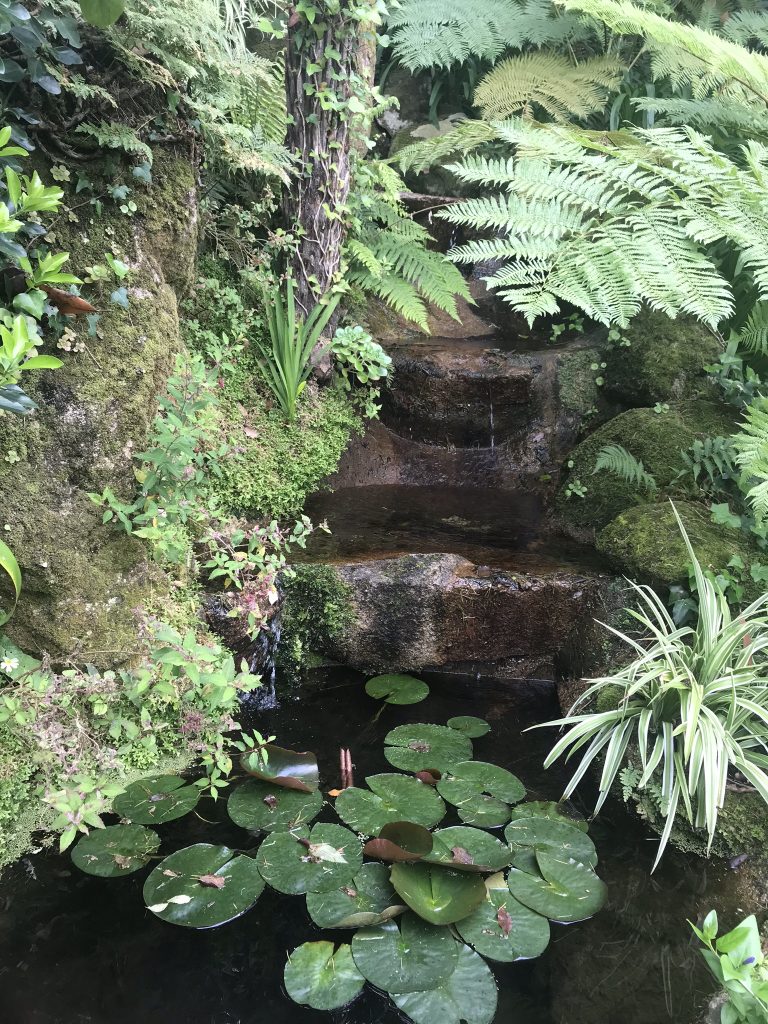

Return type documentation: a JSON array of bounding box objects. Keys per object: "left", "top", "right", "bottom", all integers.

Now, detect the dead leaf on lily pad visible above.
[{"left": 198, "top": 874, "right": 226, "bottom": 889}]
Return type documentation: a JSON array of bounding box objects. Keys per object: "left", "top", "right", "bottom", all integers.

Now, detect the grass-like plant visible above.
[
  {"left": 256, "top": 278, "right": 340, "bottom": 422},
  {"left": 537, "top": 503, "right": 768, "bottom": 869}
]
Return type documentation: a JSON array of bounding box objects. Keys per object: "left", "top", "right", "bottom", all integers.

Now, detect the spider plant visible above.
[
  {"left": 536, "top": 503, "right": 768, "bottom": 869},
  {"left": 256, "top": 278, "right": 340, "bottom": 422}
]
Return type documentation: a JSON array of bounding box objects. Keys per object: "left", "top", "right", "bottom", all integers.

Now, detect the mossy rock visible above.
[
  {"left": 596, "top": 501, "right": 758, "bottom": 587},
  {"left": 0, "top": 149, "right": 198, "bottom": 664},
  {"left": 605, "top": 308, "right": 721, "bottom": 406},
  {"left": 557, "top": 401, "right": 736, "bottom": 533},
  {"left": 276, "top": 564, "right": 354, "bottom": 680}
]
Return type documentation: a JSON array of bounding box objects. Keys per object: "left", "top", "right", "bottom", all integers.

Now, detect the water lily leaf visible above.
[
  {"left": 306, "top": 863, "right": 406, "bottom": 929},
  {"left": 256, "top": 823, "right": 362, "bottom": 894},
  {"left": 457, "top": 795, "right": 512, "bottom": 828},
  {"left": 364, "top": 821, "right": 434, "bottom": 862},
  {"left": 284, "top": 941, "right": 364, "bottom": 1010},
  {"left": 507, "top": 852, "right": 607, "bottom": 923},
  {"left": 384, "top": 724, "right": 472, "bottom": 774},
  {"left": 351, "top": 914, "right": 458, "bottom": 993},
  {"left": 437, "top": 761, "right": 526, "bottom": 806},
  {"left": 390, "top": 862, "right": 486, "bottom": 926},
  {"left": 456, "top": 888, "right": 550, "bottom": 961},
  {"left": 507, "top": 800, "right": 588, "bottom": 832},
  {"left": 228, "top": 779, "right": 323, "bottom": 833},
  {"left": 424, "top": 827, "right": 513, "bottom": 873},
  {"left": 112, "top": 774, "right": 200, "bottom": 824},
  {"left": 391, "top": 943, "right": 498, "bottom": 1024},
  {"left": 505, "top": 816, "right": 597, "bottom": 869},
  {"left": 71, "top": 824, "right": 159, "bottom": 877},
  {"left": 365, "top": 673, "right": 429, "bottom": 705},
  {"left": 241, "top": 744, "right": 319, "bottom": 792},
  {"left": 143, "top": 843, "right": 264, "bottom": 928},
  {"left": 335, "top": 774, "right": 445, "bottom": 835},
  {"left": 447, "top": 716, "right": 491, "bottom": 738}
]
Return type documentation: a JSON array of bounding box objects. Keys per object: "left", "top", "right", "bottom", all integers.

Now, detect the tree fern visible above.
[
  {"left": 593, "top": 444, "right": 658, "bottom": 491},
  {"left": 738, "top": 302, "right": 768, "bottom": 355},
  {"left": 733, "top": 397, "right": 768, "bottom": 521}
]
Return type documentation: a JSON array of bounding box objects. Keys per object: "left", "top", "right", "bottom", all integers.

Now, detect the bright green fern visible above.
[
  {"left": 733, "top": 398, "right": 768, "bottom": 522},
  {"left": 593, "top": 444, "right": 658, "bottom": 491}
]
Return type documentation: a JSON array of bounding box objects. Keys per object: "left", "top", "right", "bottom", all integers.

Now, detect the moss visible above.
[
  {"left": 556, "top": 401, "right": 736, "bottom": 533},
  {"left": 596, "top": 500, "right": 758, "bottom": 586},
  {"left": 557, "top": 346, "right": 604, "bottom": 415},
  {"left": 605, "top": 307, "right": 721, "bottom": 406},
  {"left": 277, "top": 564, "right": 354, "bottom": 679}
]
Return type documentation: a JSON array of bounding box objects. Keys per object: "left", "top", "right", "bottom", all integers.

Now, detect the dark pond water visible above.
[{"left": 0, "top": 672, "right": 748, "bottom": 1024}]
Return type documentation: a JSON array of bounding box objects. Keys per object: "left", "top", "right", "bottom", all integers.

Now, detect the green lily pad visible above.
[
  {"left": 507, "top": 800, "right": 588, "bottom": 832},
  {"left": 437, "top": 761, "right": 526, "bottom": 806},
  {"left": 424, "top": 826, "right": 513, "bottom": 873},
  {"left": 284, "top": 941, "right": 364, "bottom": 1010},
  {"left": 227, "top": 779, "right": 323, "bottom": 833},
  {"left": 143, "top": 843, "right": 264, "bottom": 928},
  {"left": 335, "top": 774, "right": 446, "bottom": 835},
  {"left": 71, "top": 824, "right": 159, "bottom": 877},
  {"left": 391, "top": 943, "right": 498, "bottom": 1024},
  {"left": 351, "top": 914, "right": 458, "bottom": 994},
  {"left": 456, "top": 888, "right": 550, "bottom": 961},
  {"left": 364, "top": 821, "right": 434, "bottom": 862},
  {"left": 505, "top": 816, "right": 597, "bottom": 869},
  {"left": 384, "top": 724, "right": 472, "bottom": 774},
  {"left": 365, "top": 673, "right": 430, "bottom": 705},
  {"left": 507, "top": 852, "right": 607, "bottom": 923},
  {"left": 390, "top": 861, "right": 487, "bottom": 926},
  {"left": 241, "top": 743, "right": 319, "bottom": 792},
  {"left": 457, "top": 795, "right": 512, "bottom": 828},
  {"left": 447, "top": 716, "right": 491, "bottom": 738},
  {"left": 306, "top": 863, "right": 406, "bottom": 929},
  {"left": 112, "top": 774, "right": 200, "bottom": 824},
  {"left": 256, "top": 823, "right": 363, "bottom": 894}
]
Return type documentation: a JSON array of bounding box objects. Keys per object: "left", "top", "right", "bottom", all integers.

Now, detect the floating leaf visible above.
[
  {"left": 365, "top": 673, "right": 430, "bottom": 705},
  {"left": 285, "top": 941, "right": 364, "bottom": 1010},
  {"left": 456, "top": 888, "right": 550, "bottom": 961},
  {"left": 241, "top": 744, "right": 319, "bottom": 792},
  {"left": 143, "top": 844, "right": 264, "bottom": 928},
  {"left": 71, "top": 824, "right": 159, "bottom": 877},
  {"left": 364, "top": 821, "right": 434, "bottom": 862},
  {"left": 507, "top": 800, "right": 588, "bottom": 832},
  {"left": 447, "top": 716, "right": 491, "bottom": 738},
  {"left": 306, "top": 863, "right": 406, "bottom": 929},
  {"left": 391, "top": 943, "right": 498, "bottom": 1024},
  {"left": 437, "top": 761, "right": 526, "bottom": 806},
  {"left": 507, "top": 852, "right": 607, "bottom": 924},
  {"left": 112, "top": 774, "right": 199, "bottom": 824},
  {"left": 227, "top": 779, "right": 322, "bottom": 833},
  {"left": 505, "top": 816, "right": 597, "bottom": 871},
  {"left": 457, "top": 795, "right": 512, "bottom": 828},
  {"left": 351, "top": 915, "right": 458, "bottom": 993},
  {"left": 256, "top": 823, "right": 362, "bottom": 894},
  {"left": 424, "top": 827, "right": 513, "bottom": 873},
  {"left": 390, "top": 862, "right": 486, "bottom": 926},
  {"left": 384, "top": 724, "right": 472, "bottom": 774},
  {"left": 335, "top": 774, "right": 445, "bottom": 835},
  {"left": 415, "top": 769, "right": 441, "bottom": 785}
]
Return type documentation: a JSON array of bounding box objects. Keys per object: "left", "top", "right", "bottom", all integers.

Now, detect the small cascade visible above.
[{"left": 488, "top": 384, "right": 495, "bottom": 450}]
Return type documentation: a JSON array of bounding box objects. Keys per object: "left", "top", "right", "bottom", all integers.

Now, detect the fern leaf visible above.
[
  {"left": 733, "top": 397, "right": 768, "bottom": 521},
  {"left": 593, "top": 444, "right": 658, "bottom": 491}
]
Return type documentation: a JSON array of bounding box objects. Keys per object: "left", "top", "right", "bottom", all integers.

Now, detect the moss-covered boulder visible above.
[
  {"left": 596, "top": 501, "right": 758, "bottom": 586},
  {"left": 605, "top": 308, "right": 721, "bottom": 406},
  {"left": 0, "top": 150, "right": 198, "bottom": 664},
  {"left": 557, "top": 401, "right": 736, "bottom": 533}
]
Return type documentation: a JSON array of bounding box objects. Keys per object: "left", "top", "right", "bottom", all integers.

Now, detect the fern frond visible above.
[
  {"left": 393, "top": 120, "right": 497, "bottom": 174},
  {"left": 593, "top": 444, "right": 658, "bottom": 491},
  {"left": 75, "top": 121, "right": 153, "bottom": 161},
  {"left": 733, "top": 397, "right": 768, "bottom": 521},
  {"left": 738, "top": 302, "right": 768, "bottom": 354},
  {"left": 349, "top": 269, "right": 430, "bottom": 330}
]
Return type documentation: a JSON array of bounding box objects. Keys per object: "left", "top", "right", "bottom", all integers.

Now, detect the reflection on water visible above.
[{"left": 0, "top": 673, "right": 744, "bottom": 1024}]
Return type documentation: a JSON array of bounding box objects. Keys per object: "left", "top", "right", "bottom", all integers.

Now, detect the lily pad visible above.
[
  {"left": 143, "top": 843, "right": 264, "bottom": 928},
  {"left": 112, "top": 774, "right": 200, "bottom": 824},
  {"left": 424, "top": 826, "right": 513, "bottom": 873},
  {"left": 364, "top": 821, "right": 434, "bottom": 862},
  {"left": 306, "top": 863, "right": 406, "bottom": 929},
  {"left": 72, "top": 824, "right": 159, "bottom": 877},
  {"left": 351, "top": 914, "right": 458, "bottom": 994},
  {"left": 390, "top": 861, "right": 487, "bottom": 926},
  {"left": 457, "top": 795, "right": 512, "bottom": 828},
  {"left": 335, "top": 774, "right": 446, "bottom": 835},
  {"left": 392, "top": 943, "right": 498, "bottom": 1024},
  {"left": 507, "top": 852, "right": 607, "bottom": 923},
  {"left": 227, "top": 779, "right": 322, "bottom": 833},
  {"left": 241, "top": 743, "right": 319, "bottom": 793},
  {"left": 437, "top": 761, "right": 526, "bottom": 806},
  {"left": 505, "top": 816, "right": 597, "bottom": 870},
  {"left": 256, "top": 823, "right": 363, "bottom": 894},
  {"left": 365, "top": 673, "right": 430, "bottom": 705},
  {"left": 507, "top": 800, "right": 588, "bottom": 832},
  {"left": 456, "top": 888, "right": 550, "bottom": 962},
  {"left": 284, "top": 941, "right": 364, "bottom": 1010},
  {"left": 384, "top": 724, "right": 472, "bottom": 774},
  {"left": 447, "top": 716, "right": 491, "bottom": 738}
]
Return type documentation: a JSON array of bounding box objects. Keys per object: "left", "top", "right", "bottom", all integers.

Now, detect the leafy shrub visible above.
[
  {"left": 691, "top": 910, "right": 768, "bottom": 1024},
  {"left": 331, "top": 325, "right": 391, "bottom": 418}
]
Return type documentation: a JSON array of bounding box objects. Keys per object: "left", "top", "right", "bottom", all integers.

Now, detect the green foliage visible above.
[
  {"left": 593, "top": 443, "right": 658, "bottom": 492},
  {"left": 733, "top": 397, "right": 768, "bottom": 524},
  {"left": 277, "top": 564, "right": 354, "bottom": 678},
  {"left": 331, "top": 324, "right": 391, "bottom": 418},
  {"left": 78, "top": 1, "right": 126, "bottom": 28},
  {"left": 691, "top": 911, "right": 768, "bottom": 1024}
]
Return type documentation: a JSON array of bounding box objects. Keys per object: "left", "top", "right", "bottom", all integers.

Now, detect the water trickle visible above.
[{"left": 488, "top": 384, "right": 495, "bottom": 450}]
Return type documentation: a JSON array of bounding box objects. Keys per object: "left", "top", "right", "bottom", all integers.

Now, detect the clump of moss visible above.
[
  {"left": 277, "top": 564, "right": 353, "bottom": 679},
  {"left": 557, "top": 346, "right": 605, "bottom": 416}
]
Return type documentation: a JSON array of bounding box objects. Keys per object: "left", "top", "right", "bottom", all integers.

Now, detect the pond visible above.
[{"left": 0, "top": 671, "right": 747, "bottom": 1024}]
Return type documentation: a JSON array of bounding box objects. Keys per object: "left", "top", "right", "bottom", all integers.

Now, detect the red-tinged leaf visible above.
[
  {"left": 363, "top": 821, "right": 433, "bottom": 863},
  {"left": 415, "top": 769, "right": 441, "bottom": 785},
  {"left": 42, "top": 285, "right": 96, "bottom": 315},
  {"left": 497, "top": 905, "right": 513, "bottom": 937},
  {"left": 198, "top": 874, "right": 226, "bottom": 889},
  {"left": 241, "top": 744, "right": 319, "bottom": 793}
]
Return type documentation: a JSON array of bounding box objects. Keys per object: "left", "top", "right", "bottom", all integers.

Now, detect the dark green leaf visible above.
[
  {"left": 384, "top": 724, "right": 472, "bottom": 773},
  {"left": 364, "top": 821, "right": 434, "bottom": 862},
  {"left": 241, "top": 743, "right": 319, "bottom": 792},
  {"left": 335, "top": 773, "right": 445, "bottom": 834},
  {"left": 437, "top": 761, "right": 526, "bottom": 805},
  {"left": 256, "top": 823, "right": 362, "bottom": 894},
  {"left": 390, "top": 861, "right": 487, "bottom": 926},
  {"left": 424, "top": 826, "right": 513, "bottom": 872},
  {"left": 284, "top": 942, "right": 364, "bottom": 1010},
  {"left": 306, "top": 862, "right": 406, "bottom": 928},
  {"left": 112, "top": 774, "right": 200, "bottom": 824},
  {"left": 365, "top": 673, "right": 429, "bottom": 705},
  {"left": 227, "top": 779, "right": 322, "bottom": 833},
  {"left": 507, "top": 852, "right": 607, "bottom": 923},
  {"left": 391, "top": 943, "right": 498, "bottom": 1024},
  {"left": 351, "top": 914, "right": 458, "bottom": 993},
  {"left": 507, "top": 800, "right": 588, "bottom": 832},
  {"left": 505, "top": 816, "right": 597, "bottom": 869},
  {"left": 71, "top": 824, "right": 159, "bottom": 877},
  {"left": 456, "top": 884, "right": 550, "bottom": 961},
  {"left": 447, "top": 716, "right": 491, "bottom": 738},
  {"left": 78, "top": 0, "right": 126, "bottom": 28}
]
